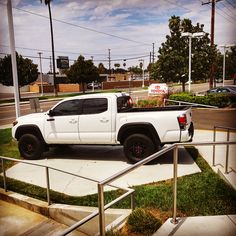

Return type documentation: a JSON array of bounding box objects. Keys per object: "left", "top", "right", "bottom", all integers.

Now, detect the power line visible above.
[
  {"left": 201, "top": 0, "right": 236, "bottom": 25},
  {"left": 8, "top": 5, "right": 151, "bottom": 46},
  {"left": 221, "top": 1, "right": 236, "bottom": 14},
  {"left": 0, "top": 52, "right": 150, "bottom": 63},
  {"left": 216, "top": 3, "right": 236, "bottom": 21},
  {"left": 0, "top": 44, "right": 150, "bottom": 58},
  {"left": 226, "top": 0, "right": 236, "bottom": 8},
  {"left": 215, "top": 7, "right": 236, "bottom": 25}
]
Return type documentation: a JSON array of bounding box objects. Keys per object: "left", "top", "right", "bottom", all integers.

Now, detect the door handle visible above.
[
  {"left": 100, "top": 118, "right": 109, "bottom": 123},
  {"left": 47, "top": 118, "right": 55, "bottom": 121},
  {"left": 69, "top": 119, "right": 77, "bottom": 124}
]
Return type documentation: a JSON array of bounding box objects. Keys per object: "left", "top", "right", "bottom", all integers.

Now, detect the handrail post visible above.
[
  {"left": 213, "top": 126, "right": 216, "bottom": 166},
  {"left": 131, "top": 192, "right": 135, "bottom": 211},
  {"left": 98, "top": 183, "right": 105, "bottom": 236},
  {"left": 225, "top": 129, "right": 230, "bottom": 174},
  {"left": 45, "top": 167, "right": 51, "bottom": 206},
  {"left": 171, "top": 145, "right": 178, "bottom": 224},
  {"left": 1, "top": 159, "right": 7, "bottom": 192}
]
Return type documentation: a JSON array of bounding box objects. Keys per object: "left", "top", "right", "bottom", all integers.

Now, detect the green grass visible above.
[{"left": 0, "top": 129, "right": 235, "bottom": 219}]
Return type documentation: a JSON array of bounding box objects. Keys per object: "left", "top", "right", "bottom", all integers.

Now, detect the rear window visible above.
[
  {"left": 82, "top": 98, "right": 108, "bottom": 114},
  {"left": 117, "top": 96, "right": 133, "bottom": 112}
]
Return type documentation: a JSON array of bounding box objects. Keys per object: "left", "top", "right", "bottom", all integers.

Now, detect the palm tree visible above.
[{"left": 40, "top": 0, "right": 57, "bottom": 96}]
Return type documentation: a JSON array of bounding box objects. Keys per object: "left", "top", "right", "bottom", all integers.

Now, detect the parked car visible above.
[
  {"left": 206, "top": 86, "right": 236, "bottom": 96},
  {"left": 12, "top": 93, "right": 194, "bottom": 163},
  {"left": 215, "top": 78, "right": 223, "bottom": 83},
  {"left": 87, "top": 82, "right": 101, "bottom": 89}
]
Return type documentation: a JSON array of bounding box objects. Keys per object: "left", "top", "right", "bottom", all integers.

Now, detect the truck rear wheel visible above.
[
  {"left": 124, "top": 134, "right": 156, "bottom": 163},
  {"left": 18, "top": 134, "right": 44, "bottom": 160}
]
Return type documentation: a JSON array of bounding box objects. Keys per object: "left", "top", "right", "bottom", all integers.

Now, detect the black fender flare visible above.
[
  {"left": 15, "top": 125, "right": 45, "bottom": 143},
  {"left": 117, "top": 122, "right": 161, "bottom": 146}
]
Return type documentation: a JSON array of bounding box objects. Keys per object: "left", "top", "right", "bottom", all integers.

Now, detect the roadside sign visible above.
[
  {"left": 56, "top": 56, "right": 69, "bottom": 69},
  {"left": 148, "top": 83, "right": 169, "bottom": 96}
]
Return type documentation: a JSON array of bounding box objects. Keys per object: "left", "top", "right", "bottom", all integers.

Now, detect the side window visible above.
[
  {"left": 221, "top": 88, "right": 229, "bottom": 93},
  {"left": 53, "top": 100, "right": 81, "bottom": 116},
  {"left": 117, "top": 96, "right": 133, "bottom": 112},
  {"left": 82, "top": 98, "right": 108, "bottom": 115}
]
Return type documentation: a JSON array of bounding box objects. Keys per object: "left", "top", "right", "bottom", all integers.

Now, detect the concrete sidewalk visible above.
[
  {"left": 4, "top": 146, "right": 200, "bottom": 196},
  {"left": 154, "top": 215, "right": 236, "bottom": 236},
  {"left": 193, "top": 129, "right": 236, "bottom": 190}
]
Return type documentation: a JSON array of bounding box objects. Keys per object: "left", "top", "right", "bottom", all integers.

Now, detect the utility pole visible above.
[
  {"left": 149, "top": 52, "right": 152, "bottom": 64},
  {"left": 49, "top": 56, "right": 52, "bottom": 73},
  {"left": 38, "top": 52, "right": 43, "bottom": 96},
  {"left": 139, "top": 59, "right": 145, "bottom": 88},
  {"left": 202, "top": 0, "right": 222, "bottom": 89},
  {"left": 152, "top": 43, "right": 155, "bottom": 63},
  {"left": 7, "top": 0, "right": 20, "bottom": 118},
  {"left": 47, "top": 1, "right": 57, "bottom": 96},
  {"left": 108, "top": 49, "right": 111, "bottom": 75}
]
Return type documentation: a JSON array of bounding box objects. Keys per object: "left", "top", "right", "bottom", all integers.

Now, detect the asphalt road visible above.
[{"left": 0, "top": 81, "right": 235, "bottom": 128}]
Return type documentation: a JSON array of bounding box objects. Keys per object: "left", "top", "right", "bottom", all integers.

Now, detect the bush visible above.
[
  {"left": 126, "top": 208, "right": 162, "bottom": 235},
  {"left": 169, "top": 93, "right": 230, "bottom": 108},
  {"left": 135, "top": 96, "right": 164, "bottom": 108}
]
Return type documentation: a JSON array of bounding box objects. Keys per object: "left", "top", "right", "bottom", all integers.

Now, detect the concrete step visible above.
[
  {"left": 0, "top": 200, "right": 87, "bottom": 236},
  {"left": 217, "top": 166, "right": 236, "bottom": 190}
]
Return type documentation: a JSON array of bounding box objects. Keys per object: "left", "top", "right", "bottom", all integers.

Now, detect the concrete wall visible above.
[
  {"left": 0, "top": 84, "right": 29, "bottom": 93},
  {"left": 102, "top": 80, "right": 154, "bottom": 90},
  {"left": 57, "top": 83, "right": 81, "bottom": 92}
]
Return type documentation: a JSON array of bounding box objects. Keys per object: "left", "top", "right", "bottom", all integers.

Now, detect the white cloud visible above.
[{"left": 0, "top": 0, "right": 235, "bottom": 71}]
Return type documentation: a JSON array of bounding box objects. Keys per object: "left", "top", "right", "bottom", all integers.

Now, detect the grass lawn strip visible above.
[{"left": 0, "top": 129, "right": 236, "bottom": 224}]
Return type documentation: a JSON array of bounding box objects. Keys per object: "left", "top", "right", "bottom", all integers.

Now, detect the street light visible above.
[
  {"left": 220, "top": 45, "right": 235, "bottom": 86},
  {"left": 181, "top": 32, "right": 205, "bottom": 92},
  {"left": 139, "top": 59, "right": 145, "bottom": 88},
  {"left": 38, "top": 52, "right": 43, "bottom": 96}
]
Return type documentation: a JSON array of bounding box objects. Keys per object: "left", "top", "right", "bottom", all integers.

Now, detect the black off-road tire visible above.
[
  {"left": 18, "top": 134, "right": 44, "bottom": 160},
  {"left": 124, "top": 134, "right": 156, "bottom": 163}
]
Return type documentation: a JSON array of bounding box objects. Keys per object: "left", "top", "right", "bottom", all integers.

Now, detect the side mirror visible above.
[{"left": 48, "top": 110, "right": 55, "bottom": 117}]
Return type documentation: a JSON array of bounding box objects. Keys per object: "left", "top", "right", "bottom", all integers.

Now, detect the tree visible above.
[
  {"left": 128, "top": 66, "right": 142, "bottom": 74},
  {"left": 40, "top": 0, "right": 57, "bottom": 96},
  {"left": 98, "top": 63, "right": 108, "bottom": 74},
  {"left": 0, "top": 53, "right": 38, "bottom": 87},
  {"left": 114, "top": 63, "right": 120, "bottom": 69},
  {"left": 225, "top": 46, "right": 236, "bottom": 79},
  {"left": 151, "top": 16, "right": 216, "bottom": 92},
  {"left": 66, "top": 55, "right": 99, "bottom": 93}
]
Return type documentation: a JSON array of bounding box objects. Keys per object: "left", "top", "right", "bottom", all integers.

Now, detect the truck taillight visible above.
[{"left": 178, "top": 114, "right": 187, "bottom": 130}]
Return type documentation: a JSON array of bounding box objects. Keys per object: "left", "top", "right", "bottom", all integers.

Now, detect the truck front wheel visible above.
[
  {"left": 124, "top": 134, "right": 155, "bottom": 163},
  {"left": 18, "top": 134, "right": 44, "bottom": 160}
]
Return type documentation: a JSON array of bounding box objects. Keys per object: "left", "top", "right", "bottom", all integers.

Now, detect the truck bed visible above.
[{"left": 118, "top": 105, "right": 191, "bottom": 113}]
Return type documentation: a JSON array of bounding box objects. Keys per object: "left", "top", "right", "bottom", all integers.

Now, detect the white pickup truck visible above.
[{"left": 12, "top": 93, "right": 194, "bottom": 163}]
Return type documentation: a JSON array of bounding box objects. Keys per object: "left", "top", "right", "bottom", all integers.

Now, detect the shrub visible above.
[
  {"left": 126, "top": 208, "right": 162, "bottom": 235},
  {"left": 136, "top": 97, "right": 162, "bottom": 108},
  {"left": 169, "top": 93, "right": 230, "bottom": 108}
]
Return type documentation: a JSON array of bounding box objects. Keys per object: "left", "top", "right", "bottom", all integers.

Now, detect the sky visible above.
[{"left": 0, "top": 0, "right": 236, "bottom": 73}]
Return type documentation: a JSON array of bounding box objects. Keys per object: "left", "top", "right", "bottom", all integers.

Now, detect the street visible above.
[{"left": 0, "top": 81, "right": 235, "bottom": 127}]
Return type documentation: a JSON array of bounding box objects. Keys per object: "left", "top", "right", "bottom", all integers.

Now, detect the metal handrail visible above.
[
  {"left": 97, "top": 140, "right": 236, "bottom": 235},
  {"left": 213, "top": 126, "right": 236, "bottom": 173},
  {"left": 0, "top": 155, "right": 132, "bottom": 204},
  {"left": 1, "top": 140, "right": 236, "bottom": 236},
  {"left": 0, "top": 155, "right": 134, "bottom": 235},
  {"left": 164, "top": 98, "right": 218, "bottom": 108}
]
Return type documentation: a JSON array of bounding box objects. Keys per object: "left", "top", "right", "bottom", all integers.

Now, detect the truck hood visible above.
[{"left": 17, "top": 112, "right": 47, "bottom": 121}]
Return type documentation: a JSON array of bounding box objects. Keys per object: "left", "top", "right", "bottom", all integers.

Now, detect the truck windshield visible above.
[{"left": 117, "top": 96, "right": 133, "bottom": 112}]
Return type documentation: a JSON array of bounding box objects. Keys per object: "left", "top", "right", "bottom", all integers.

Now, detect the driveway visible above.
[{"left": 5, "top": 145, "right": 200, "bottom": 196}]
